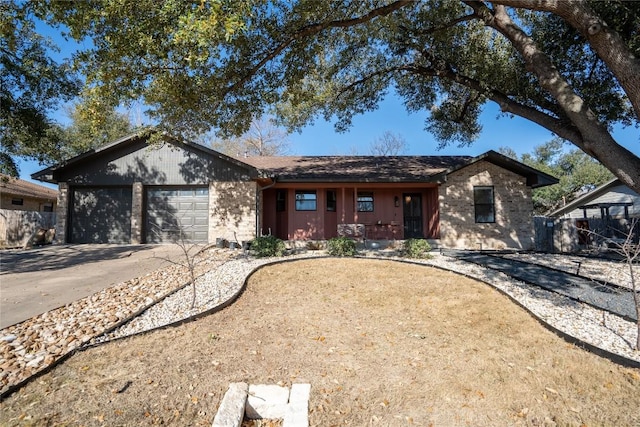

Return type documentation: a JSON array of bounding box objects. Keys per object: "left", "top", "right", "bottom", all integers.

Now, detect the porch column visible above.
[
  {"left": 341, "top": 187, "right": 346, "bottom": 223},
  {"left": 130, "top": 182, "right": 144, "bottom": 244},
  {"left": 54, "top": 182, "right": 69, "bottom": 244},
  {"left": 353, "top": 186, "right": 358, "bottom": 224}
]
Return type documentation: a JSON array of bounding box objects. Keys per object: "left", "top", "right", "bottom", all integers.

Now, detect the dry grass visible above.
[{"left": 1, "top": 258, "right": 639, "bottom": 426}]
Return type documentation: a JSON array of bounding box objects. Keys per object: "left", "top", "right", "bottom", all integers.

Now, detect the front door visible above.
[{"left": 403, "top": 193, "right": 423, "bottom": 239}]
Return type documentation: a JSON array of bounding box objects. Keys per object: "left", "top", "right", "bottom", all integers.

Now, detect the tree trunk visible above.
[
  {"left": 469, "top": 2, "right": 640, "bottom": 195},
  {"left": 492, "top": 0, "right": 640, "bottom": 120}
]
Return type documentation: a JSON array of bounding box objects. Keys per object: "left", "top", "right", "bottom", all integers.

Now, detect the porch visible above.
[{"left": 259, "top": 183, "right": 440, "bottom": 241}]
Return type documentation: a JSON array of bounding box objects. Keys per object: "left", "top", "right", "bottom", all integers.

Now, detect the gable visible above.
[
  {"left": 443, "top": 151, "right": 559, "bottom": 189},
  {"left": 549, "top": 180, "right": 640, "bottom": 218},
  {"left": 33, "top": 133, "right": 256, "bottom": 185}
]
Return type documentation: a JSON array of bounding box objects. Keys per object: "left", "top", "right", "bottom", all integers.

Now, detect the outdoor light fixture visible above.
[{"left": 394, "top": 196, "right": 400, "bottom": 207}]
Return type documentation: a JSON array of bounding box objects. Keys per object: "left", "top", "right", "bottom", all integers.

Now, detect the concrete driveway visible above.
[{"left": 0, "top": 244, "right": 186, "bottom": 329}]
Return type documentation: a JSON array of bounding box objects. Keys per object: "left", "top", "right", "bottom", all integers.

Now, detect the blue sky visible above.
[
  {"left": 19, "top": 98, "right": 639, "bottom": 189},
  {"left": 17, "top": 18, "right": 640, "bottom": 187}
]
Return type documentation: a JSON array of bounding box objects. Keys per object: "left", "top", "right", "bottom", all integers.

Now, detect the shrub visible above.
[
  {"left": 402, "top": 239, "right": 432, "bottom": 259},
  {"left": 250, "top": 235, "right": 287, "bottom": 258},
  {"left": 327, "top": 236, "right": 357, "bottom": 257}
]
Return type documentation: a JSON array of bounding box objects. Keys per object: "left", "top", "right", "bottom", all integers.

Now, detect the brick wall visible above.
[
  {"left": 439, "top": 160, "right": 535, "bottom": 250},
  {"left": 54, "top": 183, "right": 69, "bottom": 244},
  {"left": 130, "top": 182, "right": 143, "bottom": 244},
  {"left": 209, "top": 181, "right": 257, "bottom": 245}
]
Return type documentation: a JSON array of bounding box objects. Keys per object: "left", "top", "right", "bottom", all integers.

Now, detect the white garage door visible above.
[{"left": 146, "top": 187, "right": 209, "bottom": 243}]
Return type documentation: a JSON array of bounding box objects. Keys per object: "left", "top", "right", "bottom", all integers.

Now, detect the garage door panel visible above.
[
  {"left": 193, "top": 217, "right": 208, "bottom": 226},
  {"left": 146, "top": 187, "right": 209, "bottom": 243},
  {"left": 71, "top": 188, "right": 132, "bottom": 244}
]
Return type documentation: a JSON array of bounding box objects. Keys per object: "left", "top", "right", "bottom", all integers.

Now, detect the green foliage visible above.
[
  {"left": 250, "top": 235, "right": 287, "bottom": 258},
  {"left": 41, "top": 0, "right": 253, "bottom": 140},
  {"left": 14, "top": 1, "right": 640, "bottom": 192},
  {"left": 57, "top": 102, "right": 135, "bottom": 159},
  {"left": 1, "top": 0, "right": 80, "bottom": 175},
  {"left": 500, "top": 138, "right": 614, "bottom": 214},
  {"left": 40, "top": 1, "right": 636, "bottom": 140},
  {"left": 402, "top": 239, "right": 432, "bottom": 259},
  {"left": 327, "top": 237, "right": 357, "bottom": 257}
]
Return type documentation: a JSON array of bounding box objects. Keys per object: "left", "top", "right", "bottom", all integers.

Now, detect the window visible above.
[
  {"left": 357, "top": 192, "right": 374, "bottom": 212},
  {"left": 474, "top": 186, "right": 495, "bottom": 223},
  {"left": 276, "top": 190, "right": 286, "bottom": 212},
  {"left": 295, "top": 191, "right": 317, "bottom": 211},
  {"left": 43, "top": 203, "right": 54, "bottom": 212},
  {"left": 326, "top": 190, "right": 336, "bottom": 212},
  {"left": 11, "top": 198, "right": 23, "bottom": 206}
]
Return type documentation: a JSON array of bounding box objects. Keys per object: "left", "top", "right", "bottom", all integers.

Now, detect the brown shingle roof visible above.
[
  {"left": 1, "top": 175, "right": 58, "bottom": 200},
  {"left": 242, "top": 155, "right": 473, "bottom": 183}
]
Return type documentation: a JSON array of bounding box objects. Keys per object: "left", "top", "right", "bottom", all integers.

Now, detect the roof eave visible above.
[
  {"left": 31, "top": 129, "right": 260, "bottom": 183},
  {"left": 447, "top": 150, "right": 559, "bottom": 188},
  {"left": 547, "top": 178, "right": 621, "bottom": 217}
]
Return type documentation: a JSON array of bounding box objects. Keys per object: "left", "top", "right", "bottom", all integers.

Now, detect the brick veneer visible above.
[
  {"left": 439, "top": 160, "right": 534, "bottom": 250},
  {"left": 209, "top": 181, "right": 257, "bottom": 245},
  {"left": 53, "top": 182, "right": 69, "bottom": 244},
  {"left": 130, "top": 182, "right": 143, "bottom": 244}
]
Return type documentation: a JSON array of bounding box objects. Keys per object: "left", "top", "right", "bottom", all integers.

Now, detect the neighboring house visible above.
[
  {"left": 0, "top": 175, "right": 58, "bottom": 248},
  {"left": 33, "top": 132, "right": 557, "bottom": 250},
  {"left": 548, "top": 178, "right": 640, "bottom": 220},
  {"left": 1, "top": 174, "right": 58, "bottom": 212},
  {"left": 546, "top": 179, "right": 640, "bottom": 251}
]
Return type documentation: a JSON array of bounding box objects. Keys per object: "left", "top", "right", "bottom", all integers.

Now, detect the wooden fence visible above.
[
  {"left": 534, "top": 216, "right": 639, "bottom": 253},
  {"left": 0, "top": 209, "right": 56, "bottom": 248}
]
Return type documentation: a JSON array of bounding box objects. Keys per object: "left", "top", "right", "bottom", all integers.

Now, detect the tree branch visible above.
[
  {"left": 224, "top": 0, "right": 413, "bottom": 96},
  {"left": 336, "top": 62, "right": 584, "bottom": 145},
  {"left": 490, "top": 0, "right": 640, "bottom": 119},
  {"left": 463, "top": 0, "right": 640, "bottom": 194}
]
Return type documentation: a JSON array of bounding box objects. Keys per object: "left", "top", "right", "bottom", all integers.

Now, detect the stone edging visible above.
[{"left": 2, "top": 253, "right": 638, "bottom": 400}]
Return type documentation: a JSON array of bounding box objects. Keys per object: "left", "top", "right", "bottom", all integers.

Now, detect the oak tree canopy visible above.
[{"left": 9, "top": 1, "right": 640, "bottom": 193}]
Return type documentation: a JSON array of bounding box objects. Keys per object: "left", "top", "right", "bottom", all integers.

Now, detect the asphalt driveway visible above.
[{"left": 0, "top": 244, "right": 186, "bottom": 329}]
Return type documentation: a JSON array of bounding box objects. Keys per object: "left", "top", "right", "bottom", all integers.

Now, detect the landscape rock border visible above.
[{"left": 1, "top": 249, "right": 638, "bottom": 400}]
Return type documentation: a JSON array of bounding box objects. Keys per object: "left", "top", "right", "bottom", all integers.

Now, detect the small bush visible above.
[
  {"left": 250, "top": 236, "right": 287, "bottom": 258},
  {"left": 402, "top": 239, "right": 432, "bottom": 259},
  {"left": 327, "top": 236, "right": 357, "bottom": 257}
]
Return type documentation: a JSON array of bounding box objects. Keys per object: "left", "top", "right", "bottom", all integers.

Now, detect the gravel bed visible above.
[
  {"left": 96, "top": 255, "right": 320, "bottom": 340},
  {"left": 500, "top": 252, "right": 637, "bottom": 290},
  {"left": 453, "top": 253, "right": 638, "bottom": 321},
  {"left": 1, "top": 249, "right": 638, "bottom": 398},
  {"left": 0, "top": 248, "right": 237, "bottom": 396}
]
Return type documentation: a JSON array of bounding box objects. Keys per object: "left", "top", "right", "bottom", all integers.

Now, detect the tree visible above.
[
  {"left": 369, "top": 131, "right": 407, "bottom": 156},
  {"left": 41, "top": 1, "right": 640, "bottom": 193},
  {"left": 56, "top": 102, "right": 135, "bottom": 159},
  {"left": 210, "top": 118, "right": 290, "bottom": 158},
  {"left": 1, "top": 0, "right": 80, "bottom": 176},
  {"left": 499, "top": 139, "right": 614, "bottom": 214}
]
